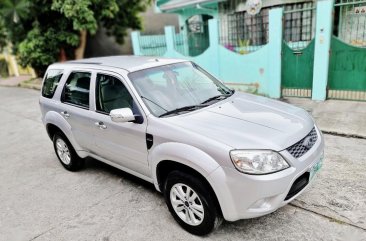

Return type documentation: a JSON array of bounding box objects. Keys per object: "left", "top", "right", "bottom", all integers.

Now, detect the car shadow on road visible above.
[{"left": 83, "top": 157, "right": 157, "bottom": 192}]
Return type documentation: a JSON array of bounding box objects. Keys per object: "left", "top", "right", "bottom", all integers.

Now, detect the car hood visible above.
[{"left": 166, "top": 93, "right": 314, "bottom": 151}]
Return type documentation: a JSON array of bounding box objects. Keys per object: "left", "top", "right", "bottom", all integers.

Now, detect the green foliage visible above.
[
  {"left": 238, "top": 39, "right": 250, "bottom": 55},
  {"left": 0, "top": 0, "right": 32, "bottom": 52},
  {"left": 51, "top": 0, "right": 151, "bottom": 44},
  {"left": 1, "top": 0, "right": 151, "bottom": 75},
  {"left": 0, "top": 17, "right": 7, "bottom": 51},
  {"left": 104, "top": 0, "right": 151, "bottom": 44},
  {"left": 0, "top": 58, "right": 9, "bottom": 78},
  {"left": 18, "top": 24, "right": 79, "bottom": 76},
  {"left": 1, "top": 0, "right": 30, "bottom": 23}
]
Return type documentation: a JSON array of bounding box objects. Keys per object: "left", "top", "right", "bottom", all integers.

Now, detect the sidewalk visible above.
[
  {"left": 283, "top": 97, "right": 366, "bottom": 138},
  {"left": 0, "top": 75, "right": 31, "bottom": 87},
  {"left": 0, "top": 75, "right": 42, "bottom": 90}
]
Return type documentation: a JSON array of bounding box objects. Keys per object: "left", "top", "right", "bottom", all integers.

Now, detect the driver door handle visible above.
[{"left": 95, "top": 121, "right": 107, "bottom": 130}]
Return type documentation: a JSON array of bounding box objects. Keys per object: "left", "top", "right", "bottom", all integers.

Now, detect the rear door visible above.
[
  {"left": 58, "top": 70, "right": 95, "bottom": 151},
  {"left": 89, "top": 71, "right": 150, "bottom": 177}
]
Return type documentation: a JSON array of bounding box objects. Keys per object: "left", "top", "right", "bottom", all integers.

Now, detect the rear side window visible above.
[
  {"left": 62, "top": 72, "right": 91, "bottom": 108},
  {"left": 42, "top": 69, "right": 63, "bottom": 98}
]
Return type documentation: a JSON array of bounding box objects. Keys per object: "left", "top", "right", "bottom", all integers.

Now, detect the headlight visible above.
[{"left": 230, "top": 150, "right": 289, "bottom": 174}]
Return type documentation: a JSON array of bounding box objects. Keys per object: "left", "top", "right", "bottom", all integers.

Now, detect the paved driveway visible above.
[{"left": 0, "top": 87, "right": 365, "bottom": 241}]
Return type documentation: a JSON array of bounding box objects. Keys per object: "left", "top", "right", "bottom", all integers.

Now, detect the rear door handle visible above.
[
  {"left": 95, "top": 121, "right": 107, "bottom": 130},
  {"left": 61, "top": 111, "right": 70, "bottom": 118}
]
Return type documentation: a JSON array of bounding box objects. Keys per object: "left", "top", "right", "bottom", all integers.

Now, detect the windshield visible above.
[{"left": 128, "top": 62, "right": 233, "bottom": 117}]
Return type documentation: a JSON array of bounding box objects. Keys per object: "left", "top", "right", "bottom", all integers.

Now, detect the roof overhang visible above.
[{"left": 159, "top": 0, "right": 224, "bottom": 12}]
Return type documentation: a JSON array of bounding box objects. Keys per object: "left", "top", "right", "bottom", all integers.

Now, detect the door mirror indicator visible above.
[{"left": 110, "top": 108, "right": 135, "bottom": 123}]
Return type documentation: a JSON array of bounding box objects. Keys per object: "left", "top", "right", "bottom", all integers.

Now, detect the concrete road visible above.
[{"left": 0, "top": 87, "right": 365, "bottom": 241}]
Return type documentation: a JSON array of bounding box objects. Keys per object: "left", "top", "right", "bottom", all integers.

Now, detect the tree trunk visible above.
[
  {"left": 59, "top": 48, "right": 67, "bottom": 62},
  {"left": 75, "top": 30, "right": 87, "bottom": 60}
]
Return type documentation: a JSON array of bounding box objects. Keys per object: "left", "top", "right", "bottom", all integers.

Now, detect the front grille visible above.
[
  {"left": 287, "top": 127, "right": 318, "bottom": 158},
  {"left": 285, "top": 172, "right": 309, "bottom": 201}
]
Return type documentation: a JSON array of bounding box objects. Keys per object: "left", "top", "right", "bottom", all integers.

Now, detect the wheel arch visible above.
[
  {"left": 44, "top": 111, "right": 82, "bottom": 153},
  {"left": 150, "top": 142, "right": 222, "bottom": 214},
  {"left": 156, "top": 160, "right": 223, "bottom": 216},
  {"left": 46, "top": 123, "right": 63, "bottom": 140},
  {"left": 149, "top": 142, "right": 220, "bottom": 190}
]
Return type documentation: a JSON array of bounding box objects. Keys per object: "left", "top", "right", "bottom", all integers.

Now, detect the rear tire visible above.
[
  {"left": 164, "top": 171, "right": 222, "bottom": 236},
  {"left": 53, "top": 132, "right": 84, "bottom": 171}
]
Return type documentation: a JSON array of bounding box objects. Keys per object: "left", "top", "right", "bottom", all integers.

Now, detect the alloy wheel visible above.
[{"left": 170, "top": 183, "right": 205, "bottom": 226}]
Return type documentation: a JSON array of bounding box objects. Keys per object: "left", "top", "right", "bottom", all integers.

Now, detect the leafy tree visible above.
[
  {"left": 0, "top": 0, "right": 32, "bottom": 52},
  {"left": 0, "top": 17, "right": 7, "bottom": 51},
  {"left": 1, "top": 0, "right": 151, "bottom": 76}
]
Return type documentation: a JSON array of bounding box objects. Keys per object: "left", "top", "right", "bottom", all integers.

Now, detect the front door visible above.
[{"left": 90, "top": 72, "right": 150, "bottom": 177}]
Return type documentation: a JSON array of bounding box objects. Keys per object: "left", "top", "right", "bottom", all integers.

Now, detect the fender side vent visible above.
[{"left": 146, "top": 133, "right": 153, "bottom": 150}]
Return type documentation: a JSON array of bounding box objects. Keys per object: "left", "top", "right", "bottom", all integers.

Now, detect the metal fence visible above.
[
  {"left": 174, "top": 33, "right": 188, "bottom": 56},
  {"left": 333, "top": 0, "right": 366, "bottom": 47},
  {"left": 139, "top": 34, "right": 167, "bottom": 56},
  {"left": 283, "top": 2, "right": 316, "bottom": 50},
  {"left": 328, "top": 90, "right": 366, "bottom": 101},
  {"left": 218, "top": 6, "right": 269, "bottom": 54}
]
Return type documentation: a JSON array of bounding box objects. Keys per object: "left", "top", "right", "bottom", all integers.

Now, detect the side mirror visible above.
[{"left": 110, "top": 108, "right": 135, "bottom": 123}]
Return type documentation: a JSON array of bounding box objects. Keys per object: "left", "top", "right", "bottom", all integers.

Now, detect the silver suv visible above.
[{"left": 40, "top": 56, "right": 324, "bottom": 235}]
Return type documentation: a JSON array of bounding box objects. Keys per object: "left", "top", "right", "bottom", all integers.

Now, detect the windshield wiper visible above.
[
  {"left": 141, "top": 96, "right": 168, "bottom": 112},
  {"left": 159, "top": 104, "right": 208, "bottom": 118},
  {"left": 201, "top": 91, "right": 234, "bottom": 105}
]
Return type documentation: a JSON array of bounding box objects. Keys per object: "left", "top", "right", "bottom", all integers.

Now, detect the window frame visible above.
[
  {"left": 41, "top": 69, "right": 64, "bottom": 99},
  {"left": 61, "top": 70, "right": 92, "bottom": 110},
  {"left": 94, "top": 72, "right": 144, "bottom": 120}
]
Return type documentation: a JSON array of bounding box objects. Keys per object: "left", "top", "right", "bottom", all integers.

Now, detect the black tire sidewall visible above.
[
  {"left": 53, "top": 132, "right": 83, "bottom": 171},
  {"left": 164, "top": 171, "right": 219, "bottom": 236}
]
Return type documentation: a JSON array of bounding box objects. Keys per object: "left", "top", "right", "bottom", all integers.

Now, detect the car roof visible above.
[{"left": 49, "top": 55, "right": 188, "bottom": 73}]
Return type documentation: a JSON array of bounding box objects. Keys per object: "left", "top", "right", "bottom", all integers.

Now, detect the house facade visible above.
[{"left": 131, "top": 0, "right": 366, "bottom": 101}]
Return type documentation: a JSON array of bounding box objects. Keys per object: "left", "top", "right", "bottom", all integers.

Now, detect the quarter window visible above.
[
  {"left": 42, "top": 69, "right": 63, "bottom": 98},
  {"left": 62, "top": 72, "right": 91, "bottom": 108},
  {"left": 96, "top": 74, "right": 133, "bottom": 114}
]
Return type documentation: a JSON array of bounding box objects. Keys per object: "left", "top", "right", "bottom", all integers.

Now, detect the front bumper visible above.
[{"left": 208, "top": 127, "right": 325, "bottom": 222}]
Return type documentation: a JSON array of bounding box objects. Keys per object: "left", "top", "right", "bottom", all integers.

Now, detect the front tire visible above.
[
  {"left": 164, "top": 171, "right": 222, "bottom": 236},
  {"left": 53, "top": 132, "right": 84, "bottom": 171}
]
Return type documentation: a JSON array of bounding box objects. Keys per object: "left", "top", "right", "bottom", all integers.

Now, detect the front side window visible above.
[
  {"left": 129, "top": 62, "right": 233, "bottom": 117},
  {"left": 62, "top": 72, "right": 91, "bottom": 108},
  {"left": 96, "top": 74, "right": 133, "bottom": 114},
  {"left": 42, "top": 69, "right": 63, "bottom": 98}
]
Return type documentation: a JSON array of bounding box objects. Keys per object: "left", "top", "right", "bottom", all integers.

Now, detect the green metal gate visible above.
[
  {"left": 328, "top": 0, "right": 366, "bottom": 101},
  {"left": 281, "top": 4, "right": 316, "bottom": 97},
  {"left": 282, "top": 40, "right": 315, "bottom": 97}
]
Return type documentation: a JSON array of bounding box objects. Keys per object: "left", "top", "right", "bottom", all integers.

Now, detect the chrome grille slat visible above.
[{"left": 287, "top": 127, "right": 318, "bottom": 158}]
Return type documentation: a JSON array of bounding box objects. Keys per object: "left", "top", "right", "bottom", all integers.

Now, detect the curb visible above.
[
  {"left": 19, "top": 82, "right": 41, "bottom": 90},
  {"left": 322, "top": 130, "right": 366, "bottom": 140}
]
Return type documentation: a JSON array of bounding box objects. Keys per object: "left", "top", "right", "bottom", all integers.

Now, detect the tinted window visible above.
[
  {"left": 96, "top": 74, "right": 133, "bottom": 113},
  {"left": 42, "top": 69, "right": 63, "bottom": 98},
  {"left": 62, "top": 72, "right": 91, "bottom": 108}
]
